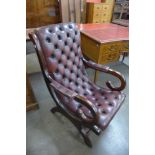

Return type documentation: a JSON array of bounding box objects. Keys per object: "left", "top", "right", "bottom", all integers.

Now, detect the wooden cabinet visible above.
[
  {"left": 86, "top": 1, "right": 115, "bottom": 23},
  {"left": 26, "top": 0, "right": 60, "bottom": 28},
  {"left": 26, "top": 74, "right": 38, "bottom": 111}
]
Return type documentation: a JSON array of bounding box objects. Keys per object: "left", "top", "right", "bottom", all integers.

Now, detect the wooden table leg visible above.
[
  {"left": 94, "top": 70, "right": 99, "bottom": 83},
  {"left": 121, "top": 51, "right": 128, "bottom": 63}
]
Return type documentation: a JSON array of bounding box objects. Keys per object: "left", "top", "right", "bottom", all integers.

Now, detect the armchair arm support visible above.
[
  {"left": 75, "top": 95, "right": 99, "bottom": 123},
  {"left": 50, "top": 79, "right": 77, "bottom": 98},
  {"left": 49, "top": 76, "right": 99, "bottom": 124},
  {"left": 82, "top": 57, "right": 126, "bottom": 91}
]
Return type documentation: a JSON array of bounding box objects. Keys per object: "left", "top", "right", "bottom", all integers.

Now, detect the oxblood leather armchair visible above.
[{"left": 29, "top": 23, "right": 126, "bottom": 147}]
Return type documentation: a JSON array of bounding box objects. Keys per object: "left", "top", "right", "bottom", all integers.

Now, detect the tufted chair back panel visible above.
[{"left": 35, "top": 23, "right": 94, "bottom": 96}]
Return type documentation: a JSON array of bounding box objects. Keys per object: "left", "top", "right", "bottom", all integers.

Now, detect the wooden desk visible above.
[{"left": 79, "top": 23, "right": 129, "bottom": 82}]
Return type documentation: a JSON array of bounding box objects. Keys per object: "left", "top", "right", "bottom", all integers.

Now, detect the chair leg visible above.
[
  {"left": 80, "top": 128, "right": 92, "bottom": 147},
  {"left": 50, "top": 105, "right": 93, "bottom": 147},
  {"left": 69, "top": 120, "right": 92, "bottom": 147}
]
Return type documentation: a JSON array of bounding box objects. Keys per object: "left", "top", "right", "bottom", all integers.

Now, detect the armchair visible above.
[{"left": 29, "top": 23, "right": 126, "bottom": 147}]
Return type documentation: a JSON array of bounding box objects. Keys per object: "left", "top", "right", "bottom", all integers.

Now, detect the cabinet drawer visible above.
[
  {"left": 102, "top": 5, "right": 110, "bottom": 11},
  {"left": 93, "top": 12, "right": 101, "bottom": 19},
  {"left": 101, "top": 19, "right": 110, "bottom": 23},
  {"left": 94, "top": 4, "right": 103, "bottom": 12},
  {"left": 93, "top": 18, "right": 101, "bottom": 23},
  {"left": 101, "top": 15, "right": 111, "bottom": 22},
  {"left": 101, "top": 12, "right": 109, "bottom": 19},
  {"left": 119, "top": 41, "right": 129, "bottom": 52},
  {"left": 100, "top": 42, "right": 122, "bottom": 55},
  {"left": 100, "top": 52, "right": 120, "bottom": 64}
]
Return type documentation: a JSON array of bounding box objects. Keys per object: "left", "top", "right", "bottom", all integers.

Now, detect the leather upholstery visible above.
[{"left": 34, "top": 23, "right": 125, "bottom": 129}]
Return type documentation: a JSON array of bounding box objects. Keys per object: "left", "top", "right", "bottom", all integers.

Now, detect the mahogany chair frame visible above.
[{"left": 29, "top": 24, "right": 126, "bottom": 147}]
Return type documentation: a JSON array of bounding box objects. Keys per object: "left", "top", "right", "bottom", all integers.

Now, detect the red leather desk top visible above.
[
  {"left": 78, "top": 23, "right": 129, "bottom": 43},
  {"left": 27, "top": 23, "right": 129, "bottom": 43}
]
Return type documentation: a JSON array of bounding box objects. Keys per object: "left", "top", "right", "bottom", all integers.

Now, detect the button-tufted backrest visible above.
[{"left": 35, "top": 23, "right": 91, "bottom": 95}]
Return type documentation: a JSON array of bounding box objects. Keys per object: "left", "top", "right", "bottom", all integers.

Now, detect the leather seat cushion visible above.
[{"left": 56, "top": 84, "right": 125, "bottom": 130}]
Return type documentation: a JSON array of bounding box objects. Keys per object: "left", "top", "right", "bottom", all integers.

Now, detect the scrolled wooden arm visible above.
[
  {"left": 75, "top": 95, "right": 99, "bottom": 124},
  {"left": 49, "top": 77, "right": 99, "bottom": 124},
  {"left": 82, "top": 57, "right": 126, "bottom": 91}
]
